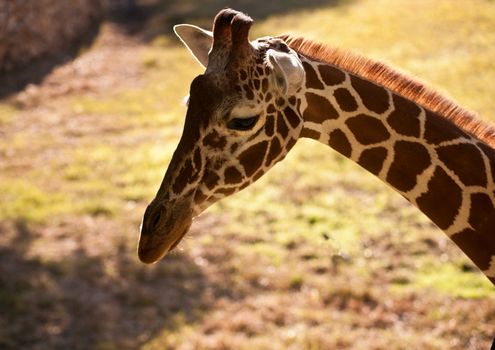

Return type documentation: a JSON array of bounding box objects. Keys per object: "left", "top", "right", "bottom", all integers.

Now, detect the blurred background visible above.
[{"left": 0, "top": 0, "right": 494, "bottom": 349}]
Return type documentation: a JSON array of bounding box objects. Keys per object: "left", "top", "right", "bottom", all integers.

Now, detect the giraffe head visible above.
[{"left": 138, "top": 9, "right": 306, "bottom": 263}]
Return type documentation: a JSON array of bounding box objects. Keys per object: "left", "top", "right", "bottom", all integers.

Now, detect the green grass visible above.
[
  {"left": 0, "top": 104, "right": 17, "bottom": 125},
  {"left": 414, "top": 263, "right": 494, "bottom": 299},
  {"left": 0, "top": 179, "right": 72, "bottom": 222}
]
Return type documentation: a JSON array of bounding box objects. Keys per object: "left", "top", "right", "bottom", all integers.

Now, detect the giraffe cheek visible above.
[
  {"left": 203, "top": 170, "right": 220, "bottom": 191},
  {"left": 193, "top": 188, "right": 210, "bottom": 208},
  {"left": 238, "top": 140, "right": 269, "bottom": 177},
  {"left": 224, "top": 166, "right": 244, "bottom": 185}
]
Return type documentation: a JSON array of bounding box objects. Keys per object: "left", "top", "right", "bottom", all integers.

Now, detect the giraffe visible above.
[{"left": 138, "top": 8, "right": 495, "bottom": 286}]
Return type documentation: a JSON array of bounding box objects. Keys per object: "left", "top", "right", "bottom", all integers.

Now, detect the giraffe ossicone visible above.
[{"left": 138, "top": 9, "right": 495, "bottom": 286}]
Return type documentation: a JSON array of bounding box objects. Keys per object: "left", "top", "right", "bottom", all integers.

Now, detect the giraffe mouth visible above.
[
  {"left": 138, "top": 217, "right": 192, "bottom": 264},
  {"left": 169, "top": 225, "right": 190, "bottom": 251}
]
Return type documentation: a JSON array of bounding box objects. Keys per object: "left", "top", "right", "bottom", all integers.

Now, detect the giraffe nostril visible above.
[{"left": 151, "top": 210, "right": 161, "bottom": 229}]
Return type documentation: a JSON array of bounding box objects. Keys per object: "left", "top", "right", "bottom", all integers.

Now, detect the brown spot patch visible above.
[
  {"left": 265, "top": 114, "right": 275, "bottom": 136},
  {"left": 215, "top": 187, "right": 237, "bottom": 196},
  {"left": 478, "top": 142, "right": 495, "bottom": 185},
  {"left": 243, "top": 84, "right": 254, "bottom": 100},
  {"left": 346, "top": 114, "right": 390, "bottom": 145},
  {"left": 387, "top": 94, "right": 421, "bottom": 137},
  {"left": 224, "top": 166, "right": 243, "bottom": 184},
  {"left": 262, "top": 78, "right": 269, "bottom": 93},
  {"left": 239, "top": 70, "right": 248, "bottom": 81},
  {"left": 333, "top": 88, "right": 358, "bottom": 112},
  {"left": 423, "top": 110, "right": 469, "bottom": 144},
  {"left": 469, "top": 193, "right": 495, "bottom": 237},
  {"left": 350, "top": 75, "right": 389, "bottom": 114},
  {"left": 194, "top": 189, "right": 208, "bottom": 204},
  {"left": 239, "top": 141, "right": 269, "bottom": 177},
  {"left": 303, "top": 92, "right": 339, "bottom": 123},
  {"left": 386, "top": 141, "right": 431, "bottom": 192},
  {"left": 318, "top": 64, "right": 346, "bottom": 86},
  {"left": 358, "top": 147, "right": 388, "bottom": 175},
  {"left": 302, "top": 61, "right": 324, "bottom": 89},
  {"left": 193, "top": 148, "right": 202, "bottom": 171},
  {"left": 301, "top": 128, "right": 321, "bottom": 140},
  {"left": 286, "top": 137, "right": 297, "bottom": 151},
  {"left": 254, "top": 79, "right": 261, "bottom": 90},
  {"left": 173, "top": 159, "right": 193, "bottom": 194},
  {"left": 265, "top": 138, "right": 282, "bottom": 166},
  {"left": 451, "top": 228, "right": 493, "bottom": 271},
  {"left": 329, "top": 129, "right": 352, "bottom": 157},
  {"left": 416, "top": 167, "right": 462, "bottom": 230},
  {"left": 436, "top": 143, "right": 487, "bottom": 187},
  {"left": 253, "top": 169, "right": 265, "bottom": 181},
  {"left": 471, "top": 191, "right": 493, "bottom": 217},
  {"left": 284, "top": 106, "right": 301, "bottom": 129},
  {"left": 203, "top": 129, "right": 227, "bottom": 150},
  {"left": 204, "top": 170, "right": 220, "bottom": 190},
  {"left": 239, "top": 180, "right": 251, "bottom": 190},
  {"left": 276, "top": 111, "right": 289, "bottom": 138},
  {"left": 267, "top": 103, "right": 276, "bottom": 114}
]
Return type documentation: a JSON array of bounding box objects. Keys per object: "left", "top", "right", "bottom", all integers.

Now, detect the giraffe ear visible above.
[
  {"left": 173, "top": 24, "right": 213, "bottom": 68},
  {"left": 266, "top": 49, "right": 305, "bottom": 95}
]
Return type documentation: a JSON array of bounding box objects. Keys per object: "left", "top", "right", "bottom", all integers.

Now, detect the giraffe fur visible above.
[{"left": 138, "top": 9, "right": 495, "bottom": 286}]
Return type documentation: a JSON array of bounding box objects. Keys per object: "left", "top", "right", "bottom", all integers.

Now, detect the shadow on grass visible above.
[
  {"left": 0, "top": 20, "right": 102, "bottom": 100},
  {"left": 0, "top": 219, "right": 234, "bottom": 350}
]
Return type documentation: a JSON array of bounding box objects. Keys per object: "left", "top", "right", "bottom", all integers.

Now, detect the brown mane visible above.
[{"left": 279, "top": 34, "right": 495, "bottom": 147}]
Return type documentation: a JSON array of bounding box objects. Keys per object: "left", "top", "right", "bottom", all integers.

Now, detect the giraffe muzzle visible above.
[{"left": 138, "top": 200, "right": 193, "bottom": 264}]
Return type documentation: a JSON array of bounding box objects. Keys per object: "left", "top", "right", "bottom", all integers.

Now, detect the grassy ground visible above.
[{"left": 1, "top": 0, "right": 494, "bottom": 349}]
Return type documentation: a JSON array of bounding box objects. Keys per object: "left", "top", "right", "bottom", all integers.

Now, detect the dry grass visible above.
[{"left": 0, "top": 0, "right": 494, "bottom": 349}]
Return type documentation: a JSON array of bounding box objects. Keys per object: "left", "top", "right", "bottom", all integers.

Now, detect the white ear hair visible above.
[
  {"left": 266, "top": 49, "right": 305, "bottom": 95},
  {"left": 173, "top": 24, "right": 213, "bottom": 68}
]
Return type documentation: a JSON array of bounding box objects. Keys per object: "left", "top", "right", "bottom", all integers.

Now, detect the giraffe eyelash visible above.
[{"left": 227, "top": 115, "right": 260, "bottom": 131}]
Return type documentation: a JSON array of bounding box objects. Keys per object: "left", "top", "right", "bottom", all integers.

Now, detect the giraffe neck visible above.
[{"left": 297, "top": 56, "right": 495, "bottom": 284}]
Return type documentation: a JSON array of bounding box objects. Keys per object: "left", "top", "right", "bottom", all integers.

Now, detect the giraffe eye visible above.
[{"left": 227, "top": 116, "right": 259, "bottom": 131}]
